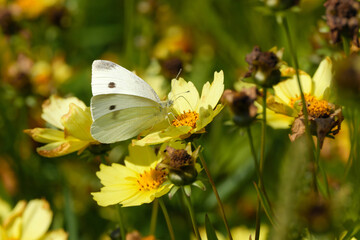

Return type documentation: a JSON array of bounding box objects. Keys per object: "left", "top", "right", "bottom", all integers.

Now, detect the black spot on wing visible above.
[
  {"left": 109, "top": 105, "right": 116, "bottom": 110},
  {"left": 108, "top": 82, "right": 116, "bottom": 88}
]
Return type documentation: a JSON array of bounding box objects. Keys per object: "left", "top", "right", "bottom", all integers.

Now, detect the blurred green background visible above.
[{"left": 0, "top": 0, "right": 354, "bottom": 239}]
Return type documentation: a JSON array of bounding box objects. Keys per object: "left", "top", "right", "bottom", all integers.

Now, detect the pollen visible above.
[
  {"left": 172, "top": 110, "right": 199, "bottom": 129},
  {"left": 137, "top": 168, "right": 167, "bottom": 191},
  {"left": 290, "top": 94, "right": 332, "bottom": 118}
]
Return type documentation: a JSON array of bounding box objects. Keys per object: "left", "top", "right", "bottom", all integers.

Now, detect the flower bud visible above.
[
  {"left": 264, "top": 0, "right": 300, "bottom": 10},
  {"left": 222, "top": 87, "right": 259, "bottom": 127},
  {"left": 245, "top": 46, "right": 282, "bottom": 88}
]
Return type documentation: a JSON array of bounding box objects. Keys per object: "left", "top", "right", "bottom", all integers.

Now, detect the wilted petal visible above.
[
  {"left": 36, "top": 140, "right": 89, "bottom": 158},
  {"left": 24, "top": 128, "right": 65, "bottom": 143},
  {"left": 41, "top": 95, "right": 86, "bottom": 130},
  {"left": 61, "top": 104, "right": 93, "bottom": 141},
  {"left": 312, "top": 57, "right": 333, "bottom": 100},
  {"left": 196, "top": 70, "right": 224, "bottom": 111},
  {"left": 21, "top": 199, "right": 52, "bottom": 240}
]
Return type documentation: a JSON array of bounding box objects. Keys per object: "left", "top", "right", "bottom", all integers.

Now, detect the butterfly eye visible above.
[
  {"left": 108, "top": 82, "right": 116, "bottom": 88},
  {"left": 109, "top": 105, "right": 116, "bottom": 110}
]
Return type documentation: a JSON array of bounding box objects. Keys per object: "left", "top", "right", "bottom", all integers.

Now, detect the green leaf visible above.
[
  {"left": 205, "top": 214, "right": 219, "bottom": 240},
  {"left": 253, "top": 182, "right": 277, "bottom": 226}
]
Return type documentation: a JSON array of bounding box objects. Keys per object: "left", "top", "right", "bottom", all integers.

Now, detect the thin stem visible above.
[
  {"left": 181, "top": 187, "right": 201, "bottom": 240},
  {"left": 282, "top": 16, "right": 318, "bottom": 192},
  {"left": 150, "top": 199, "right": 159, "bottom": 236},
  {"left": 196, "top": 145, "right": 233, "bottom": 240},
  {"left": 247, "top": 127, "right": 273, "bottom": 218},
  {"left": 254, "top": 88, "right": 268, "bottom": 240},
  {"left": 159, "top": 198, "right": 176, "bottom": 240},
  {"left": 116, "top": 205, "right": 126, "bottom": 240},
  {"left": 342, "top": 35, "right": 350, "bottom": 56},
  {"left": 124, "top": 0, "right": 134, "bottom": 65},
  {"left": 316, "top": 137, "right": 330, "bottom": 197}
]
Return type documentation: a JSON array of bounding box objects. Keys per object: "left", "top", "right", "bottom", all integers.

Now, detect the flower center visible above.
[
  {"left": 137, "top": 168, "right": 167, "bottom": 191},
  {"left": 290, "top": 94, "right": 332, "bottom": 118},
  {"left": 171, "top": 110, "right": 199, "bottom": 129}
]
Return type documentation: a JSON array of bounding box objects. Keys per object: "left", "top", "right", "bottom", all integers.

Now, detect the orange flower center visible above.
[
  {"left": 137, "top": 168, "right": 167, "bottom": 191},
  {"left": 171, "top": 111, "right": 199, "bottom": 129},
  {"left": 290, "top": 94, "right": 332, "bottom": 118}
]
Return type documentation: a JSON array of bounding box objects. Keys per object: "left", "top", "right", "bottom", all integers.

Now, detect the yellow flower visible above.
[
  {"left": 92, "top": 144, "right": 176, "bottom": 207},
  {"left": 133, "top": 71, "right": 224, "bottom": 146},
  {"left": 24, "top": 95, "right": 98, "bottom": 157},
  {"left": 0, "top": 199, "right": 67, "bottom": 240},
  {"left": 264, "top": 57, "right": 343, "bottom": 146},
  {"left": 262, "top": 57, "right": 334, "bottom": 128},
  {"left": 12, "top": 0, "right": 62, "bottom": 19}
]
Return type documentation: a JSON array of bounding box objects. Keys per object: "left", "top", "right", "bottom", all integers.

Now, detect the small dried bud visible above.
[
  {"left": 334, "top": 55, "right": 360, "bottom": 105},
  {"left": 162, "top": 146, "right": 198, "bottom": 186},
  {"left": 324, "top": 0, "right": 360, "bottom": 47},
  {"left": 245, "top": 46, "right": 281, "bottom": 87},
  {"left": 222, "top": 87, "right": 259, "bottom": 127},
  {"left": 264, "top": 0, "right": 300, "bottom": 10},
  {"left": 0, "top": 8, "right": 20, "bottom": 36}
]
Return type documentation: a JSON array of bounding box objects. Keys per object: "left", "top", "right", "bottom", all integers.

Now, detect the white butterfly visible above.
[{"left": 90, "top": 60, "right": 172, "bottom": 143}]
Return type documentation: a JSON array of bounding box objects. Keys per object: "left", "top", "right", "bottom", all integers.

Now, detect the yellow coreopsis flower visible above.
[
  {"left": 92, "top": 144, "right": 175, "bottom": 207},
  {"left": 24, "top": 95, "right": 98, "bottom": 157},
  {"left": 0, "top": 199, "right": 67, "bottom": 240},
  {"left": 264, "top": 57, "right": 343, "bottom": 146},
  {"left": 133, "top": 71, "right": 224, "bottom": 146}
]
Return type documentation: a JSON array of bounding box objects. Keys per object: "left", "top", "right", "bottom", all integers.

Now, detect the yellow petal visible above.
[
  {"left": 132, "top": 126, "right": 191, "bottom": 146},
  {"left": 24, "top": 128, "right": 65, "bottom": 143},
  {"left": 124, "top": 145, "right": 158, "bottom": 173},
  {"left": 96, "top": 163, "right": 136, "bottom": 186},
  {"left": 0, "top": 198, "right": 11, "bottom": 222},
  {"left": 42, "top": 230, "right": 68, "bottom": 240},
  {"left": 21, "top": 199, "right": 52, "bottom": 240},
  {"left": 196, "top": 70, "right": 224, "bottom": 111},
  {"left": 6, "top": 217, "right": 22, "bottom": 239},
  {"left": 312, "top": 57, "right": 332, "bottom": 99},
  {"left": 3, "top": 200, "right": 26, "bottom": 228},
  {"left": 195, "top": 104, "right": 223, "bottom": 131},
  {"left": 92, "top": 184, "right": 138, "bottom": 207},
  {"left": 61, "top": 105, "right": 93, "bottom": 141},
  {"left": 169, "top": 78, "right": 199, "bottom": 115},
  {"left": 273, "top": 72, "right": 312, "bottom": 105},
  {"left": 256, "top": 102, "right": 293, "bottom": 129},
  {"left": 41, "top": 95, "right": 86, "bottom": 130},
  {"left": 36, "top": 140, "right": 89, "bottom": 158}
]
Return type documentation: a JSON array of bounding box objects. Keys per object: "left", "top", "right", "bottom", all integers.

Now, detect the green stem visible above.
[
  {"left": 116, "top": 205, "right": 126, "bottom": 240},
  {"left": 342, "top": 35, "right": 350, "bottom": 56},
  {"left": 159, "top": 198, "right": 176, "bottom": 240},
  {"left": 181, "top": 187, "right": 201, "bottom": 240},
  {"left": 254, "top": 88, "right": 268, "bottom": 240},
  {"left": 196, "top": 145, "right": 233, "bottom": 240},
  {"left": 316, "top": 138, "right": 330, "bottom": 197},
  {"left": 282, "top": 16, "right": 318, "bottom": 193},
  {"left": 150, "top": 199, "right": 159, "bottom": 236},
  {"left": 246, "top": 127, "right": 273, "bottom": 217}
]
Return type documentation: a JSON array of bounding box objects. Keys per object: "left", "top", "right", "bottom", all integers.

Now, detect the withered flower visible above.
[
  {"left": 222, "top": 87, "right": 260, "bottom": 127},
  {"left": 289, "top": 102, "right": 343, "bottom": 149},
  {"left": 161, "top": 145, "right": 199, "bottom": 186},
  {"left": 324, "top": 0, "right": 360, "bottom": 47},
  {"left": 334, "top": 55, "right": 360, "bottom": 105},
  {"left": 244, "top": 46, "right": 282, "bottom": 88},
  {"left": 0, "top": 8, "right": 20, "bottom": 36}
]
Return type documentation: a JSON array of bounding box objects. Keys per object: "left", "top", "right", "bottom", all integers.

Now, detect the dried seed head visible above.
[
  {"left": 222, "top": 87, "right": 259, "bottom": 127},
  {"left": 245, "top": 46, "right": 281, "bottom": 87},
  {"left": 324, "top": 0, "right": 360, "bottom": 46}
]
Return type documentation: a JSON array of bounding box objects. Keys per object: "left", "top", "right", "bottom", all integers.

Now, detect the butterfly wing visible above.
[
  {"left": 91, "top": 60, "right": 160, "bottom": 103},
  {"left": 90, "top": 105, "right": 164, "bottom": 143},
  {"left": 91, "top": 94, "right": 161, "bottom": 120}
]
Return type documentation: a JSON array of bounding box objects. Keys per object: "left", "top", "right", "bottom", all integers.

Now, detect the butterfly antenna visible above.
[{"left": 175, "top": 68, "right": 182, "bottom": 80}]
